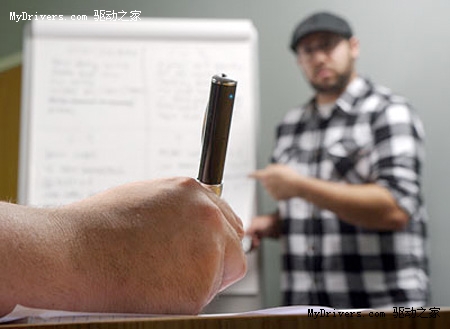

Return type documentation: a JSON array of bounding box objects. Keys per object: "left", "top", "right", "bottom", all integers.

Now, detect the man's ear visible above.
[
  {"left": 296, "top": 56, "right": 307, "bottom": 76},
  {"left": 349, "top": 37, "right": 360, "bottom": 59},
  {"left": 296, "top": 51, "right": 306, "bottom": 71}
]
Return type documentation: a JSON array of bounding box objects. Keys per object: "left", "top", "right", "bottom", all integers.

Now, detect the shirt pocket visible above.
[{"left": 326, "top": 138, "right": 372, "bottom": 182}]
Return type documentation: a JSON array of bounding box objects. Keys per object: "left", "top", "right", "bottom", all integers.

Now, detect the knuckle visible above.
[
  {"left": 200, "top": 204, "right": 225, "bottom": 229},
  {"left": 193, "top": 200, "right": 224, "bottom": 228},
  {"left": 234, "top": 219, "right": 245, "bottom": 240},
  {"left": 177, "top": 177, "right": 201, "bottom": 190}
]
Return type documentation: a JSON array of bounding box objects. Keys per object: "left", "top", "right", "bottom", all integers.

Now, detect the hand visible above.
[
  {"left": 66, "top": 177, "right": 247, "bottom": 314},
  {"left": 250, "top": 164, "right": 304, "bottom": 200},
  {"left": 246, "top": 213, "right": 280, "bottom": 250},
  {"left": 1, "top": 177, "right": 246, "bottom": 315}
]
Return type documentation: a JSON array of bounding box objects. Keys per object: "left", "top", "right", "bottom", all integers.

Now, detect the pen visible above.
[{"left": 197, "top": 74, "right": 237, "bottom": 197}]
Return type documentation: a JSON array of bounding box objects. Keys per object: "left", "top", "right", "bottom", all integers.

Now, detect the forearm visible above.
[
  {"left": 0, "top": 201, "right": 172, "bottom": 314},
  {"left": 0, "top": 202, "right": 82, "bottom": 315},
  {"left": 293, "top": 177, "right": 409, "bottom": 230}
]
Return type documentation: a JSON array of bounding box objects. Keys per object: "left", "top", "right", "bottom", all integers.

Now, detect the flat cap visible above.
[{"left": 290, "top": 12, "right": 353, "bottom": 52}]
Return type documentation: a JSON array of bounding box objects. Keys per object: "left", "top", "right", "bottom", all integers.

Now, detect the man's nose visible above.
[{"left": 310, "top": 49, "right": 328, "bottom": 64}]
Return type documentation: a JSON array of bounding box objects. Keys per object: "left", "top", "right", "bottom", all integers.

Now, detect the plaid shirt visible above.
[{"left": 272, "top": 76, "right": 429, "bottom": 309}]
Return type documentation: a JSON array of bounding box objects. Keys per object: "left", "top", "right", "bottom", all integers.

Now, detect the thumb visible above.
[{"left": 248, "top": 169, "right": 266, "bottom": 180}]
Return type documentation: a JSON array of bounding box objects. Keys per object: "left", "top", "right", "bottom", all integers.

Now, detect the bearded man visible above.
[{"left": 247, "top": 12, "right": 429, "bottom": 309}]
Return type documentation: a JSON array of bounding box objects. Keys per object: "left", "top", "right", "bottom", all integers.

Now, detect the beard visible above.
[
  {"left": 310, "top": 71, "right": 352, "bottom": 95},
  {"left": 309, "top": 61, "right": 354, "bottom": 95}
]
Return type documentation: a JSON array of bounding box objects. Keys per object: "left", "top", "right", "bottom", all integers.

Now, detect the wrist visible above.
[
  {"left": 50, "top": 205, "right": 114, "bottom": 312},
  {"left": 0, "top": 204, "right": 81, "bottom": 311},
  {"left": 293, "top": 174, "right": 309, "bottom": 199}
]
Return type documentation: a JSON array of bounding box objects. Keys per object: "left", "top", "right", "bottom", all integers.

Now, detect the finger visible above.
[
  {"left": 198, "top": 183, "right": 244, "bottom": 240},
  {"left": 245, "top": 225, "right": 255, "bottom": 236},
  {"left": 252, "top": 235, "right": 261, "bottom": 249},
  {"left": 219, "top": 225, "right": 247, "bottom": 291},
  {"left": 248, "top": 169, "right": 266, "bottom": 180},
  {"left": 245, "top": 216, "right": 265, "bottom": 236}
]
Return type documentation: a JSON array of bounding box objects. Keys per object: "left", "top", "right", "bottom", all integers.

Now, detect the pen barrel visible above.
[{"left": 198, "top": 75, "right": 237, "bottom": 186}]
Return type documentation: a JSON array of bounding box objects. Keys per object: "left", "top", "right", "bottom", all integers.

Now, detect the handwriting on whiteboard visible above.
[{"left": 28, "top": 39, "right": 255, "bottom": 217}]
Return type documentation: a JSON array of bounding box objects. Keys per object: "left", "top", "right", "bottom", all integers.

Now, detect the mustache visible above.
[{"left": 313, "top": 66, "right": 334, "bottom": 76}]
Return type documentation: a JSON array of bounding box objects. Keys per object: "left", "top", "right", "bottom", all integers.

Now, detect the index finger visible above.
[{"left": 248, "top": 169, "right": 266, "bottom": 180}]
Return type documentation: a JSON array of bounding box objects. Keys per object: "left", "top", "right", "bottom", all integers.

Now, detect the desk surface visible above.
[{"left": 3, "top": 308, "right": 450, "bottom": 329}]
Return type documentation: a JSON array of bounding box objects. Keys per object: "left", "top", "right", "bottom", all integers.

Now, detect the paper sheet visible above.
[
  {"left": 0, "top": 305, "right": 158, "bottom": 324},
  {"left": 0, "top": 305, "right": 371, "bottom": 324}
]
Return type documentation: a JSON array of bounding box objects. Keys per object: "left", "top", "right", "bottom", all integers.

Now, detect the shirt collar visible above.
[
  {"left": 305, "top": 76, "right": 372, "bottom": 117},
  {"left": 335, "top": 76, "right": 372, "bottom": 115}
]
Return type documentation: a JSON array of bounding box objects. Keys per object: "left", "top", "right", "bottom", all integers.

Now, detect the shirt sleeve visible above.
[{"left": 370, "top": 102, "right": 426, "bottom": 220}]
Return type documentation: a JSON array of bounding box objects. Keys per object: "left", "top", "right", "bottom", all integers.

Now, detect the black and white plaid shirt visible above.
[{"left": 272, "top": 76, "right": 429, "bottom": 309}]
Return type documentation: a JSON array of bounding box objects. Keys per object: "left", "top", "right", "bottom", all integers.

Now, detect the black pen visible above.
[{"left": 197, "top": 74, "right": 237, "bottom": 196}]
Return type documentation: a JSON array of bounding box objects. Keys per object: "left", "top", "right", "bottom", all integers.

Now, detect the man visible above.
[
  {"left": 247, "top": 12, "right": 429, "bottom": 308},
  {"left": 0, "top": 177, "right": 246, "bottom": 316}
]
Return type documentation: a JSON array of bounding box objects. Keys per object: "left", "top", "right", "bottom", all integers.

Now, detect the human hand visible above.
[
  {"left": 5, "top": 177, "right": 246, "bottom": 316},
  {"left": 250, "top": 164, "right": 304, "bottom": 200},
  {"left": 245, "top": 213, "right": 280, "bottom": 250},
  {"left": 69, "top": 177, "right": 247, "bottom": 314}
]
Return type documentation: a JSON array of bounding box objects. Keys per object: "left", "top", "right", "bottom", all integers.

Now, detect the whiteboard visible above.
[{"left": 19, "top": 18, "right": 259, "bottom": 294}]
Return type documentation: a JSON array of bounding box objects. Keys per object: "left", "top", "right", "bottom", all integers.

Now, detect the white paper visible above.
[{"left": 0, "top": 305, "right": 372, "bottom": 324}]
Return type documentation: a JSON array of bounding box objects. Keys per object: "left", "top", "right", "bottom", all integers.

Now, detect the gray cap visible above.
[{"left": 290, "top": 12, "right": 353, "bottom": 52}]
